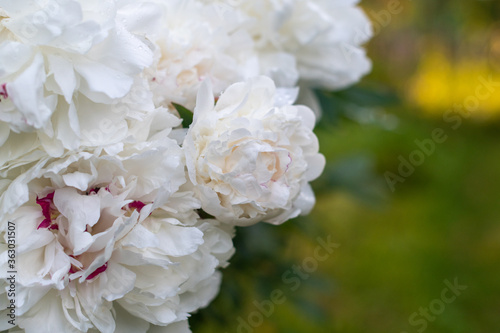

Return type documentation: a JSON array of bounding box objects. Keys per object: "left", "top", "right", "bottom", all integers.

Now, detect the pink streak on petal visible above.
[
  {"left": 36, "top": 192, "right": 54, "bottom": 217},
  {"left": 0, "top": 83, "right": 8, "bottom": 101},
  {"left": 285, "top": 153, "right": 292, "bottom": 173},
  {"left": 86, "top": 262, "right": 108, "bottom": 280},
  {"left": 89, "top": 186, "right": 111, "bottom": 195},
  {"left": 48, "top": 224, "right": 59, "bottom": 230},
  {"left": 37, "top": 218, "right": 52, "bottom": 230},
  {"left": 36, "top": 192, "right": 56, "bottom": 229},
  {"left": 128, "top": 201, "right": 146, "bottom": 213}
]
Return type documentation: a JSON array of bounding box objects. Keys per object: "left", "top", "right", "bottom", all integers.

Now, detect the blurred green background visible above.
[{"left": 191, "top": 1, "right": 500, "bottom": 332}]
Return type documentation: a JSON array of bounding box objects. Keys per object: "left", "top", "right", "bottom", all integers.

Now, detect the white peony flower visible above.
[
  {"left": 0, "top": 136, "right": 234, "bottom": 333},
  {"left": 0, "top": 0, "right": 161, "bottom": 156},
  {"left": 225, "top": 0, "right": 373, "bottom": 90},
  {"left": 184, "top": 76, "right": 325, "bottom": 226},
  {"left": 146, "top": 0, "right": 258, "bottom": 110}
]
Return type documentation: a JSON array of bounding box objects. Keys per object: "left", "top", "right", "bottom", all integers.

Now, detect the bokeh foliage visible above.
[{"left": 191, "top": 0, "right": 500, "bottom": 332}]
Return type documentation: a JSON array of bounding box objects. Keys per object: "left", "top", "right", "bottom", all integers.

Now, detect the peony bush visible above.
[{"left": 0, "top": 0, "right": 371, "bottom": 332}]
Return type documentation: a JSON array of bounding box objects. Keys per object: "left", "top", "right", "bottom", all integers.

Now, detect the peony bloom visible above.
[
  {"left": 146, "top": 0, "right": 258, "bottom": 110},
  {"left": 0, "top": 1, "right": 335, "bottom": 331},
  {"left": 184, "top": 77, "right": 325, "bottom": 226},
  {"left": 0, "top": 0, "right": 160, "bottom": 156},
  {"left": 195, "top": 0, "right": 373, "bottom": 117},
  {"left": 0, "top": 136, "right": 234, "bottom": 333},
  {"left": 227, "top": 0, "right": 373, "bottom": 90}
]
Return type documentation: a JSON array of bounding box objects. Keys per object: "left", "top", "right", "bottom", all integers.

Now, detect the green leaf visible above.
[
  {"left": 332, "top": 85, "right": 400, "bottom": 108},
  {"left": 315, "top": 154, "right": 388, "bottom": 207},
  {"left": 172, "top": 102, "right": 194, "bottom": 128},
  {"left": 314, "top": 84, "right": 401, "bottom": 129}
]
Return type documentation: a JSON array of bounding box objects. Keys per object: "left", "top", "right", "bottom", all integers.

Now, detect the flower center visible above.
[{"left": 36, "top": 187, "right": 149, "bottom": 281}]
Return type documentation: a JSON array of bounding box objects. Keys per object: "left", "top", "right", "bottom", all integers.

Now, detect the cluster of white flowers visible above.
[{"left": 0, "top": 0, "right": 371, "bottom": 332}]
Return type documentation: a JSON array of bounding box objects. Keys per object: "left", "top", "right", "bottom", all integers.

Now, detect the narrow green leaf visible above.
[{"left": 172, "top": 102, "right": 194, "bottom": 128}]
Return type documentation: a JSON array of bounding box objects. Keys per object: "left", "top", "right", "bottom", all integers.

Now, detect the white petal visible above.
[
  {"left": 121, "top": 224, "right": 159, "bottom": 249},
  {"left": 62, "top": 170, "right": 94, "bottom": 192},
  {"left": 7, "top": 54, "right": 53, "bottom": 129},
  {"left": 101, "top": 262, "right": 136, "bottom": 302},
  {"left": 47, "top": 54, "right": 77, "bottom": 103},
  {"left": 114, "top": 303, "right": 150, "bottom": 333},
  {"left": 148, "top": 320, "right": 191, "bottom": 333},
  {"left": 0, "top": 41, "right": 33, "bottom": 77},
  {"left": 304, "top": 153, "right": 326, "bottom": 181},
  {"left": 156, "top": 224, "right": 204, "bottom": 257},
  {"left": 53, "top": 188, "right": 100, "bottom": 255},
  {"left": 75, "top": 60, "right": 133, "bottom": 101},
  {"left": 193, "top": 79, "right": 215, "bottom": 124},
  {"left": 19, "top": 290, "right": 79, "bottom": 333}
]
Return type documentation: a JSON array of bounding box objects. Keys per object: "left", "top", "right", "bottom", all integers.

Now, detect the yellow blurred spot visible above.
[
  {"left": 492, "top": 39, "right": 500, "bottom": 55},
  {"left": 409, "top": 48, "right": 500, "bottom": 119}
]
